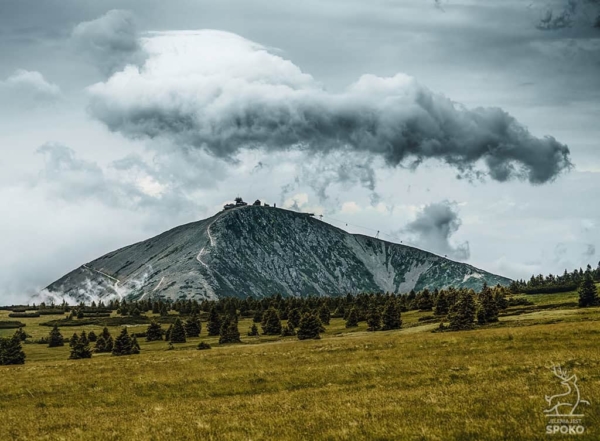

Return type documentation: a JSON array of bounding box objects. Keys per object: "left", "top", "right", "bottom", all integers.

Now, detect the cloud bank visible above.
[
  {"left": 72, "top": 9, "right": 145, "bottom": 74},
  {"left": 87, "top": 30, "right": 572, "bottom": 185},
  {"left": 404, "top": 201, "right": 470, "bottom": 260}
]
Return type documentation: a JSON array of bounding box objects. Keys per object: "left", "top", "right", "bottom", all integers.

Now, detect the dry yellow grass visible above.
[{"left": 1, "top": 301, "right": 599, "bottom": 440}]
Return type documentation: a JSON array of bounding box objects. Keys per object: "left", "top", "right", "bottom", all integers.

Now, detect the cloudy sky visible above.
[{"left": 1, "top": 0, "right": 599, "bottom": 303}]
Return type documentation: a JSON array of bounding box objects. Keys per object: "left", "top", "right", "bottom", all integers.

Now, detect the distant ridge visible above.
[{"left": 43, "top": 206, "right": 511, "bottom": 302}]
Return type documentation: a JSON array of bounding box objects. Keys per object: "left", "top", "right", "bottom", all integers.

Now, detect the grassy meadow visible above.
[{"left": 1, "top": 290, "right": 599, "bottom": 440}]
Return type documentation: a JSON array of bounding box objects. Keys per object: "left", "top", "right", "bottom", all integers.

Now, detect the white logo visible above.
[{"left": 544, "top": 364, "right": 590, "bottom": 436}]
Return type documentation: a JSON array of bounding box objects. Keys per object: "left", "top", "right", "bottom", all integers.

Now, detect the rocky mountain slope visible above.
[{"left": 43, "top": 206, "right": 510, "bottom": 302}]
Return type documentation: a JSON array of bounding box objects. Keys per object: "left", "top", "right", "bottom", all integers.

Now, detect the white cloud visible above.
[{"left": 0, "top": 70, "right": 61, "bottom": 109}]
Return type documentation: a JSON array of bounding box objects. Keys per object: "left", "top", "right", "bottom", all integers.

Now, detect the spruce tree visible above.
[
  {"left": 281, "top": 321, "right": 296, "bottom": 337},
  {"left": 297, "top": 313, "right": 322, "bottom": 340},
  {"left": 112, "top": 328, "right": 139, "bottom": 356},
  {"left": 88, "top": 330, "right": 97, "bottom": 342},
  {"left": 69, "top": 332, "right": 92, "bottom": 360},
  {"left": 448, "top": 291, "right": 477, "bottom": 331},
  {"left": 69, "top": 333, "right": 79, "bottom": 348},
  {"left": 366, "top": 303, "right": 382, "bottom": 331},
  {"left": 219, "top": 315, "right": 241, "bottom": 344},
  {"left": 382, "top": 300, "right": 402, "bottom": 330},
  {"left": 578, "top": 271, "right": 599, "bottom": 307},
  {"left": 184, "top": 314, "right": 202, "bottom": 337},
  {"left": 345, "top": 307, "right": 359, "bottom": 328},
  {"left": 417, "top": 289, "right": 433, "bottom": 311},
  {"left": 207, "top": 307, "right": 222, "bottom": 336},
  {"left": 288, "top": 308, "right": 301, "bottom": 328},
  {"left": 131, "top": 336, "right": 140, "bottom": 354},
  {"left": 95, "top": 327, "right": 113, "bottom": 353},
  {"left": 0, "top": 333, "right": 26, "bottom": 365},
  {"left": 252, "top": 309, "right": 263, "bottom": 323},
  {"left": 434, "top": 291, "right": 449, "bottom": 316},
  {"left": 164, "top": 324, "right": 173, "bottom": 342},
  {"left": 170, "top": 318, "right": 187, "bottom": 343},
  {"left": 48, "top": 325, "right": 64, "bottom": 347},
  {"left": 247, "top": 323, "right": 259, "bottom": 336},
  {"left": 478, "top": 287, "right": 499, "bottom": 324},
  {"left": 318, "top": 305, "right": 331, "bottom": 325},
  {"left": 146, "top": 320, "right": 164, "bottom": 341},
  {"left": 261, "top": 307, "right": 282, "bottom": 335}
]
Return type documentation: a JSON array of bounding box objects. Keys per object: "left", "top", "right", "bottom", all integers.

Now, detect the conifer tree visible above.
[
  {"left": 477, "top": 286, "right": 499, "bottom": 324},
  {"left": 448, "top": 291, "right": 477, "bottom": 331},
  {"left": 112, "top": 328, "right": 139, "bottom": 356},
  {"left": 94, "top": 327, "right": 113, "bottom": 353},
  {"left": 366, "top": 303, "right": 382, "bottom": 331},
  {"left": 88, "top": 330, "right": 97, "bottom": 342},
  {"left": 247, "top": 323, "right": 259, "bottom": 336},
  {"left": 261, "top": 307, "right": 282, "bottom": 335},
  {"left": 281, "top": 321, "right": 296, "bottom": 337},
  {"left": 288, "top": 308, "right": 301, "bottom": 328},
  {"left": 382, "top": 299, "right": 402, "bottom": 330},
  {"left": 0, "top": 332, "right": 26, "bottom": 365},
  {"left": 207, "top": 307, "right": 222, "bottom": 336},
  {"left": 69, "top": 333, "right": 79, "bottom": 348},
  {"left": 297, "top": 313, "right": 322, "bottom": 340},
  {"left": 252, "top": 309, "right": 263, "bottom": 323},
  {"left": 131, "top": 336, "right": 140, "bottom": 354},
  {"left": 184, "top": 314, "right": 202, "bottom": 337},
  {"left": 578, "top": 271, "right": 599, "bottom": 307},
  {"left": 345, "top": 307, "right": 359, "bottom": 328},
  {"left": 160, "top": 304, "right": 169, "bottom": 316},
  {"left": 164, "top": 324, "right": 173, "bottom": 342},
  {"left": 318, "top": 305, "right": 331, "bottom": 325},
  {"left": 48, "top": 324, "right": 64, "bottom": 347},
  {"left": 434, "top": 291, "right": 449, "bottom": 316},
  {"left": 219, "top": 315, "right": 241, "bottom": 344},
  {"left": 14, "top": 328, "right": 28, "bottom": 342},
  {"left": 417, "top": 289, "right": 433, "bottom": 311},
  {"left": 170, "top": 318, "right": 187, "bottom": 343},
  {"left": 69, "top": 332, "right": 92, "bottom": 360},
  {"left": 146, "top": 320, "right": 164, "bottom": 341}
]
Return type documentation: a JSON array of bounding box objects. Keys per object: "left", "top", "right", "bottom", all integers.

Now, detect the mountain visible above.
[{"left": 42, "top": 206, "right": 510, "bottom": 302}]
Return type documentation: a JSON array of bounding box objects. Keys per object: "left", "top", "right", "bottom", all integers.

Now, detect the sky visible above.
[{"left": 1, "top": 0, "right": 599, "bottom": 303}]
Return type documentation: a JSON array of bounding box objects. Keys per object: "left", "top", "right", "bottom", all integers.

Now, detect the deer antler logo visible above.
[{"left": 544, "top": 364, "right": 590, "bottom": 417}]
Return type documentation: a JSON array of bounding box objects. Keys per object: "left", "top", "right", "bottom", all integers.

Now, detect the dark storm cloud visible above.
[
  {"left": 88, "top": 31, "right": 572, "bottom": 185},
  {"left": 71, "top": 9, "right": 145, "bottom": 74},
  {"left": 404, "top": 201, "right": 470, "bottom": 261}
]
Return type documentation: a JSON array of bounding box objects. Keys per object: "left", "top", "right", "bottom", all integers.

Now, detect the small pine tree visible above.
[
  {"left": 112, "top": 328, "right": 139, "bottom": 356},
  {"left": 146, "top": 320, "right": 164, "bottom": 341},
  {"left": 48, "top": 325, "right": 64, "bottom": 347},
  {"left": 281, "top": 321, "right": 296, "bottom": 337},
  {"left": 184, "top": 314, "right": 202, "bottom": 337},
  {"left": 69, "top": 333, "right": 79, "bottom": 348},
  {"left": 164, "top": 324, "right": 173, "bottom": 342},
  {"left": 247, "top": 323, "right": 259, "bottom": 336},
  {"left": 69, "top": 332, "right": 92, "bottom": 360},
  {"left": 345, "top": 307, "right": 359, "bottom": 328},
  {"left": 382, "top": 300, "right": 402, "bottom": 330},
  {"left": 14, "top": 328, "right": 28, "bottom": 342},
  {"left": 94, "top": 336, "right": 107, "bottom": 353},
  {"left": 448, "top": 291, "right": 477, "bottom": 331},
  {"left": 434, "top": 291, "right": 449, "bottom": 316},
  {"left": 77, "top": 309, "right": 84, "bottom": 319},
  {"left": 287, "top": 308, "right": 301, "bottom": 328},
  {"left": 88, "top": 331, "right": 97, "bottom": 342},
  {"left": 318, "top": 305, "right": 331, "bottom": 325},
  {"left": 252, "top": 309, "right": 263, "bottom": 323},
  {"left": 578, "top": 271, "right": 599, "bottom": 307},
  {"left": 297, "top": 313, "right": 322, "bottom": 340},
  {"left": 0, "top": 333, "right": 26, "bottom": 365},
  {"left": 219, "top": 315, "right": 241, "bottom": 344},
  {"left": 366, "top": 303, "right": 382, "bottom": 331},
  {"left": 261, "top": 307, "right": 282, "bottom": 335},
  {"left": 131, "top": 336, "right": 140, "bottom": 354},
  {"left": 417, "top": 289, "right": 433, "bottom": 311},
  {"left": 207, "top": 307, "right": 222, "bottom": 336},
  {"left": 477, "top": 287, "right": 499, "bottom": 324},
  {"left": 94, "top": 327, "right": 113, "bottom": 353},
  {"left": 170, "top": 318, "right": 187, "bottom": 343}
]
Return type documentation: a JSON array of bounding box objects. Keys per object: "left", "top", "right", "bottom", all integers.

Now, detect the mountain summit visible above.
[{"left": 44, "top": 205, "right": 510, "bottom": 302}]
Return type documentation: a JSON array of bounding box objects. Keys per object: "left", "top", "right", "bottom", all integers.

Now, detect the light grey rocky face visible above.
[{"left": 42, "top": 206, "right": 510, "bottom": 302}]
